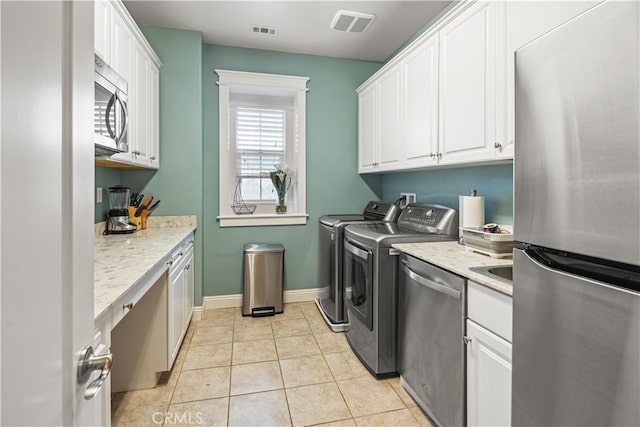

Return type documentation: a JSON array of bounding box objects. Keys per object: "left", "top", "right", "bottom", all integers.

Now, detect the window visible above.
[
  {"left": 235, "top": 106, "right": 285, "bottom": 202},
  {"left": 216, "top": 70, "right": 309, "bottom": 227}
]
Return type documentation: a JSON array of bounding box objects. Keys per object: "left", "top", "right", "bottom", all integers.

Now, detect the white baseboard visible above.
[
  {"left": 200, "top": 287, "right": 322, "bottom": 311},
  {"left": 191, "top": 306, "right": 203, "bottom": 321}
]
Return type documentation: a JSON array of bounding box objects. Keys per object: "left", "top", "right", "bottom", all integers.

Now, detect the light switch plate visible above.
[{"left": 96, "top": 187, "right": 103, "bottom": 203}]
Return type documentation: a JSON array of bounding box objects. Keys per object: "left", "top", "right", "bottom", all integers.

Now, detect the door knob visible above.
[
  {"left": 463, "top": 336, "right": 472, "bottom": 345},
  {"left": 77, "top": 345, "right": 113, "bottom": 400}
]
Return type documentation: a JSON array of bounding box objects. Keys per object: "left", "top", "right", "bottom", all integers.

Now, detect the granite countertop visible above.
[
  {"left": 94, "top": 218, "right": 196, "bottom": 321},
  {"left": 392, "top": 241, "right": 513, "bottom": 296}
]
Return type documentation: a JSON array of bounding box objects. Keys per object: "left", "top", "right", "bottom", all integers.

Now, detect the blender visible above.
[{"left": 105, "top": 185, "right": 136, "bottom": 234}]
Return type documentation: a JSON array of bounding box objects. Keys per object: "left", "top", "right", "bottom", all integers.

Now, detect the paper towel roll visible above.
[{"left": 459, "top": 195, "right": 485, "bottom": 235}]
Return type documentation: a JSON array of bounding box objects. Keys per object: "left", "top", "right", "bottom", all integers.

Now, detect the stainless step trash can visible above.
[{"left": 242, "top": 243, "right": 285, "bottom": 317}]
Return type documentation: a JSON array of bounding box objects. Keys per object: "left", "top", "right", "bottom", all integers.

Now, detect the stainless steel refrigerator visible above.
[{"left": 513, "top": 1, "right": 640, "bottom": 426}]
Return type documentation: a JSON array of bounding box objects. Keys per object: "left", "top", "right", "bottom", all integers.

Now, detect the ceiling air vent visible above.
[
  {"left": 330, "top": 10, "right": 376, "bottom": 33},
  {"left": 251, "top": 25, "right": 276, "bottom": 36}
]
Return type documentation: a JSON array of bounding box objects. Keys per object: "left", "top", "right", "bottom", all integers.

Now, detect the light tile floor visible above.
[{"left": 112, "top": 302, "right": 434, "bottom": 427}]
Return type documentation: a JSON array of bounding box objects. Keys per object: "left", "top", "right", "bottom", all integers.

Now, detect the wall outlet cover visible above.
[{"left": 400, "top": 192, "right": 416, "bottom": 207}]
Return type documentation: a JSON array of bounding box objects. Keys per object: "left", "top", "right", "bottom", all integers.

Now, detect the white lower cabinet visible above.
[
  {"left": 184, "top": 248, "right": 195, "bottom": 326},
  {"left": 168, "top": 234, "right": 195, "bottom": 367},
  {"left": 466, "top": 319, "right": 512, "bottom": 427},
  {"left": 169, "top": 258, "right": 186, "bottom": 364},
  {"left": 466, "top": 280, "right": 513, "bottom": 427}
]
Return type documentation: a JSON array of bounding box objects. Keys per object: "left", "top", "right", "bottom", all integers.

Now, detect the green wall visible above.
[
  {"left": 95, "top": 166, "right": 121, "bottom": 223},
  {"left": 381, "top": 164, "right": 514, "bottom": 225},
  {"left": 120, "top": 27, "right": 205, "bottom": 305},
  {"left": 202, "top": 44, "right": 382, "bottom": 296}
]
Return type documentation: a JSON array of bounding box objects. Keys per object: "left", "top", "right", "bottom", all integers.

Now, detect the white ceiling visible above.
[{"left": 123, "top": 1, "right": 452, "bottom": 62}]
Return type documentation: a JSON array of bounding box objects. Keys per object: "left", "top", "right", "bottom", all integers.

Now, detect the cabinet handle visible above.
[
  {"left": 150, "top": 156, "right": 156, "bottom": 160},
  {"left": 494, "top": 142, "right": 502, "bottom": 150},
  {"left": 185, "top": 263, "right": 191, "bottom": 270},
  {"left": 167, "top": 260, "right": 173, "bottom": 266},
  {"left": 463, "top": 336, "right": 472, "bottom": 345},
  {"left": 123, "top": 302, "right": 133, "bottom": 310},
  {"left": 437, "top": 152, "right": 442, "bottom": 159}
]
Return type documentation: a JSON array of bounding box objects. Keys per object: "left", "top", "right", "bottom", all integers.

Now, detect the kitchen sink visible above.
[{"left": 469, "top": 265, "right": 513, "bottom": 283}]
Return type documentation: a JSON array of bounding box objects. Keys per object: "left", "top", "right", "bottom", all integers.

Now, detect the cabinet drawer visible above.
[{"left": 468, "top": 280, "right": 512, "bottom": 342}]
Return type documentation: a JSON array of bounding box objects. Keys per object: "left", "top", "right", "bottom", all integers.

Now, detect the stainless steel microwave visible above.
[{"left": 94, "top": 55, "right": 128, "bottom": 156}]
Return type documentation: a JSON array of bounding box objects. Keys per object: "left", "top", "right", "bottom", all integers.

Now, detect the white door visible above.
[
  {"left": 376, "top": 64, "right": 402, "bottom": 171},
  {"left": 439, "top": 0, "right": 497, "bottom": 165},
  {"left": 1, "top": 2, "right": 106, "bottom": 425},
  {"left": 466, "top": 319, "right": 512, "bottom": 427},
  {"left": 401, "top": 34, "right": 439, "bottom": 169},
  {"left": 357, "top": 85, "right": 377, "bottom": 173},
  {"left": 130, "top": 40, "right": 150, "bottom": 166}
]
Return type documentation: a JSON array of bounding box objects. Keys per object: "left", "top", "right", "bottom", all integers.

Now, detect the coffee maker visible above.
[{"left": 105, "top": 185, "right": 136, "bottom": 234}]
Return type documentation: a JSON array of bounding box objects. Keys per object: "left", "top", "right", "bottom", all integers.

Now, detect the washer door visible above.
[{"left": 344, "top": 239, "right": 374, "bottom": 330}]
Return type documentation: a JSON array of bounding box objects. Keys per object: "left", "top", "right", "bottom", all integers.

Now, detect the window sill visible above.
[{"left": 217, "top": 213, "right": 308, "bottom": 227}]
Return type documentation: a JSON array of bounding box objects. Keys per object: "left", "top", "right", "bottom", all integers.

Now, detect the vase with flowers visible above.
[{"left": 270, "top": 164, "right": 292, "bottom": 214}]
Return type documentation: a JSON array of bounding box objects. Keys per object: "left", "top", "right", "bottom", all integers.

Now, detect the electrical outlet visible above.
[
  {"left": 400, "top": 192, "right": 416, "bottom": 207},
  {"left": 96, "top": 187, "right": 103, "bottom": 203}
]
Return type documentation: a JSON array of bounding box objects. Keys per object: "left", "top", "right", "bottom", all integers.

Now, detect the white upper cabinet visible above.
[
  {"left": 356, "top": 0, "right": 601, "bottom": 174},
  {"left": 438, "top": 1, "right": 500, "bottom": 165},
  {"left": 95, "top": 0, "right": 161, "bottom": 170},
  {"left": 358, "top": 84, "right": 377, "bottom": 173},
  {"left": 377, "top": 64, "right": 402, "bottom": 171},
  {"left": 401, "top": 33, "right": 439, "bottom": 169},
  {"left": 110, "top": 5, "right": 132, "bottom": 83},
  {"left": 501, "top": 1, "right": 601, "bottom": 159},
  {"left": 357, "top": 63, "right": 402, "bottom": 173},
  {"left": 148, "top": 64, "right": 160, "bottom": 169},
  {"left": 94, "top": 0, "right": 111, "bottom": 61}
]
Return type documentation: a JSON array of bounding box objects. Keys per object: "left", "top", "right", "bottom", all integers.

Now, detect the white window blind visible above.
[{"left": 235, "top": 107, "right": 286, "bottom": 178}]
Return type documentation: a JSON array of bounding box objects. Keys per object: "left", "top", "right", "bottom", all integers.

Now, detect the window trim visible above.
[{"left": 216, "top": 69, "right": 309, "bottom": 227}]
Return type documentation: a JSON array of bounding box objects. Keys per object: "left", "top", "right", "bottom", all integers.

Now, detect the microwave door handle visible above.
[
  {"left": 116, "top": 93, "right": 128, "bottom": 144},
  {"left": 105, "top": 94, "right": 116, "bottom": 139}
]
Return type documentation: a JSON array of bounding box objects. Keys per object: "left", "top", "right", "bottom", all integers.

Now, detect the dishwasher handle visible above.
[{"left": 401, "top": 263, "right": 461, "bottom": 299}]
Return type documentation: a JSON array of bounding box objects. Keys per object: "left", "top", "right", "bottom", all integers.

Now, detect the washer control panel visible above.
[{"left": 397, "top": 204, "right": 458, "bottom": 235}]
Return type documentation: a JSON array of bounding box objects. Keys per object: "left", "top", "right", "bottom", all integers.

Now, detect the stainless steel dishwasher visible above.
[{"left": 398, "top": 252, "right": 466, "bottom": 427}]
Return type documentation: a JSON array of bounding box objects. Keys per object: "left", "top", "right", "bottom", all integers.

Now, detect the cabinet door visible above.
[
  {"left": 169, "top": 266, "right": 186, "bottom": 365},
  {"left": 501, "top": 1, "right": 600, "bottom": 159},
  {"left": 439, "top": 1, "right": 497, "bottom": 165},
  {"left": 184, "top": 250, "right": 194, "bottom": 327},
  {"left": 358, "top": 85, "right": 377, "bottom": 173},
  {"left": 377, "top": 64, "right": 402, "bottom": 171},
  {"left": 94, "top": 0, "right": 111, "bottom": 61},
  {"left": 110, "top": 7, "right": 131, "bottom": 83},
  {"left": 148, "top": 63, "right": 160, "bottom": 169},
  {"left": 131, "top": 41, "right": 150, "bottom": 166},
  {"left": 466, "top": 319, "right": 512, "bottom": 427},
  {"left": 401, "top": 34, "right": 439, "bottom": 169}
]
